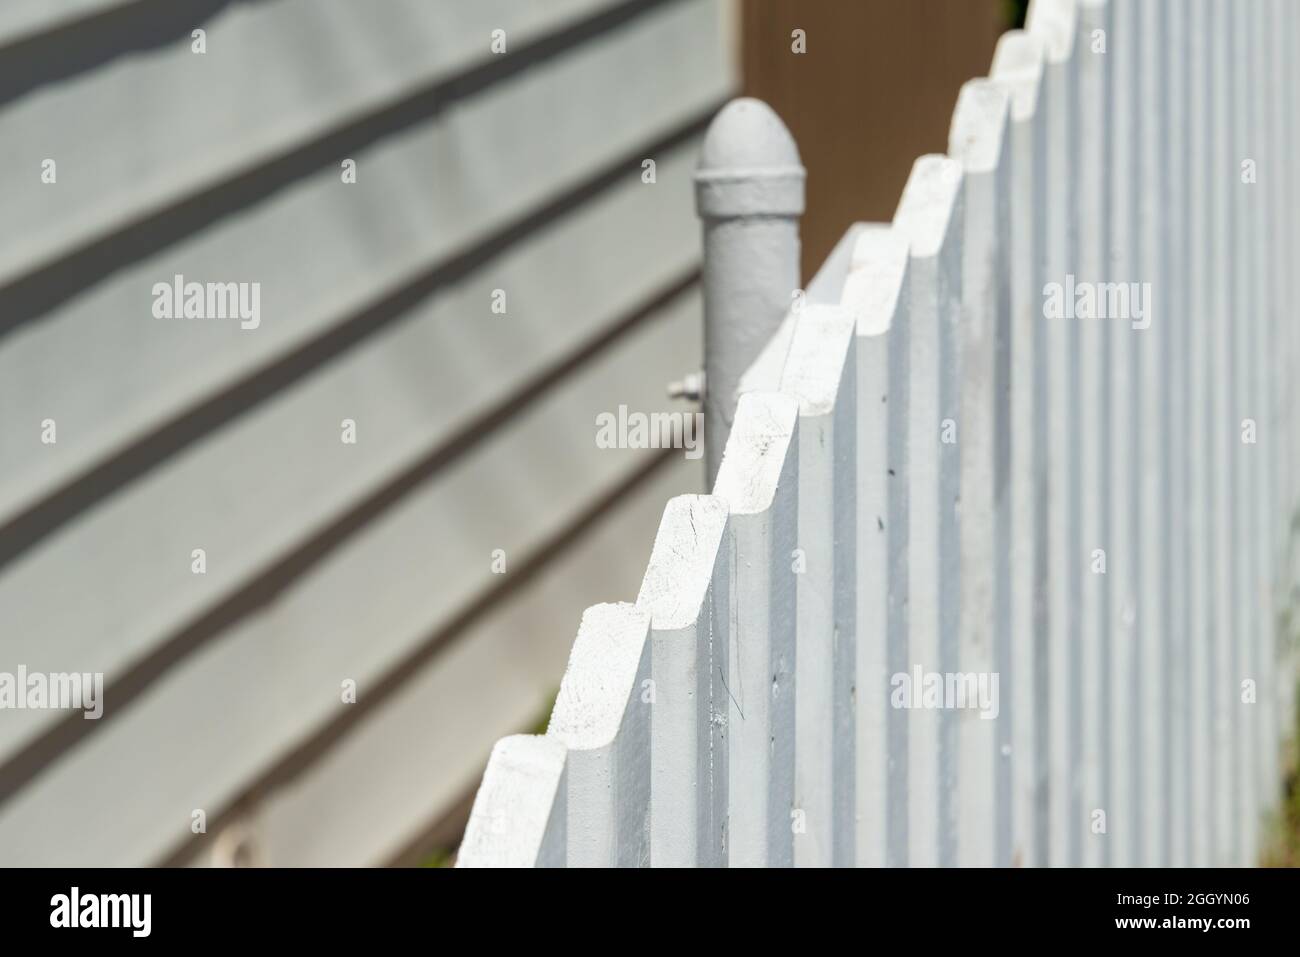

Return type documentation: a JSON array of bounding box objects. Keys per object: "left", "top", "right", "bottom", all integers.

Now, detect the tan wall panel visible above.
[{"left": 742, "top": 0, "right": 1006, "bottom": 279}]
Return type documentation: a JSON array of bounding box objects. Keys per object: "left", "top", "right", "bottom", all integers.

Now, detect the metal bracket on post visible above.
[{"left": 692, "top": 98, "right": 805, "bottom": 485}]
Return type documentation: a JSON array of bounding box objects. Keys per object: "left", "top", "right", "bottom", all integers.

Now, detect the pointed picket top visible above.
[
  {"left": 950, "top": 79, "right": 1011, "bottom": 174},
  {"left": 637, "top": 495, "right": 729, "bottom": 632},
  {"left": 775, "top": 304, "right": 857, "bottom": 417},
  {"left": 842, "top": 226, "right": 910, "bottom": 337},
  {"left": 991, "top": 31, "right": 1047, "bottom": 123},
  {"left": 713, "top": 391, "right": 801, "bottom": 514},
  {"left": 1027, "top": 0, "right": 1079, "bottom": 64},
  {"left": 456, "top": 735, "right": 567, "bottom": 868},
  {"left": 547, "top": 603, "right": 651, "bottom": 752},
  {"left": 893, "top": 154, "right": 963, "bottom": 259}
]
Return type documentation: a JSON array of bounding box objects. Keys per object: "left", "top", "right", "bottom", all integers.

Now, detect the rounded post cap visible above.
[{"left": 695, "top": 98, "right": 805, "bottom": 219}]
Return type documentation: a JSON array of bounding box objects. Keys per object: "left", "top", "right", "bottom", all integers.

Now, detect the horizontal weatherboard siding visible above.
[
  {"left": 0, "top": 0, "right": 733, "bottom": 864},
  {"left": 0, "top": 285, "right": 703, "bottom": 865}
]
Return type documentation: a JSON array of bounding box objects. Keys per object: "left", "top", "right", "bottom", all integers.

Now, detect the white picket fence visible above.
[{"left": 456, "top": 0, "right": 1300, "bottom": 868}]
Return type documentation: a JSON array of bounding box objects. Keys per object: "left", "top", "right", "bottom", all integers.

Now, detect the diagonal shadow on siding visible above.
[
  {"left": 0, "top": 105, "right": 717, "bottom": 575},
  {"left": 0, "top": 268, "right": 700, "bottom": 813},
  {"left": 0, "top": 0, "right": 686, "bottom": 342},
  {"left": 0, "top": 0, "right": 270, "bottom": 106},
  {"left": 158, "top": 443, "right": 684, "bottom": 867}
]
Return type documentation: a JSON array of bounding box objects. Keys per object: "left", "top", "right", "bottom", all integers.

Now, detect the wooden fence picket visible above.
[
  {"left": 1025, "top": 0, "right": 1081, "bottom": 869},
  {"left": 990, "top": 26, "right": 1049, "bottom": 870},
  {"left": 1260, "top": 0, "right": 1286, "bottom": 828},
  {"left": 636, "top": 495, "right": 731, "bottom": 867},
  {"left": 456, "top": 736, "right": 568, "bottom": 869},
  {"left": 775, "top": 304, "right": 859, "bottom": 868},
  {"left": 841, "top": 227, "right": 911, "bottom": 868},
  {"left": 1164, "top": 0, "right": 1191, "bottom": 869},
  {"left": 1229, "top": 0, "right": 1256, "bottom": 866},
  {"left": 1074, "top": 0, "right": 1113, "bottom": 870},
  {"left": 892, "top": 154, "right": 965, "bottom": 868},
  {"left": 949, "top": 77, "right": 1012, "bottom": 868},
  {"left": 1185, "top": 0, "right": 1214, "bottom": 869},
  {"left": 1208, "top": 2, "right": 1236, "bottom": 867},
  {"left": 1106, "top": 0, "right": 1138, "bottom": 868},
  {"left": 546, "top": 603, "right": 653, "bottom": 868},
  {"left": 711, "top": 392, "right": 801, "bottom": 867}
]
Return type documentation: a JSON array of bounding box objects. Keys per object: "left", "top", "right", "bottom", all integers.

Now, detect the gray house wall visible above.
[{"left": 0, "top": 0, "right": 734, "bottom": 866}]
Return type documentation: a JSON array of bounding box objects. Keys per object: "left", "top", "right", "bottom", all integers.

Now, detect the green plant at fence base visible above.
[
  {"left": 1005, "top": 0, "right": 1029, "bottom": 30},
  {"left": 1261, "top": 680, "right": 1300, "bottom": 867},
  {"left": 1263, "top": 524, "right": 1300, "bottom": 866},
  {"left": 420, "top": 847, "right": 454, "bottom": 869}
]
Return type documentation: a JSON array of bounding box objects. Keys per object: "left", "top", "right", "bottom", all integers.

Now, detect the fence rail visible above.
[{"left": 457, "top": 0, "right": 1300, "bottom": 868}]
